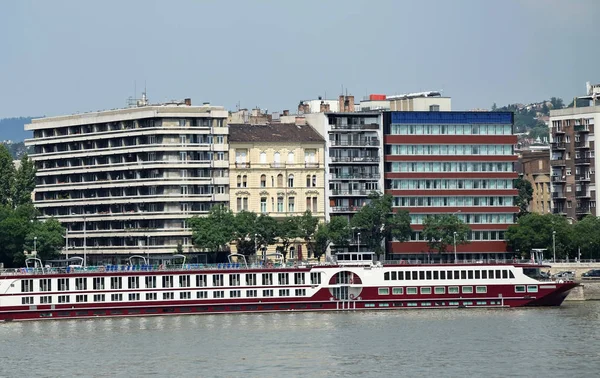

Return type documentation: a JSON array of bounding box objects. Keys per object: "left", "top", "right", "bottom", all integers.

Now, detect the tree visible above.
[
  {"left": 233, "top": 211, "right": 258, "bottom": 255},
  {"left": 277, "top": 216, "right": 300, "bottom": 261},
  {"left": 572, "top": 215, "right": 600, "bottom": 260},
  {"left": 550, "top": 97, "right": 564, "bottom": 110},
  {"left": 314, "top": 216, "right": 351, "bottom": 261},
  {"left": 188, "top": 205, "right": 235, "bottom": 259},
  {"left": 13, "top": 153, "right": 36, "bottom": 207},
  {"left": 514, "top": 177, "right": 533, "bottom": 218},
  {"left": 491, "top": 103, "right": 497, "bottom": 111},
  {"left": 0, "top": 144, "right": 15, "bottom": 207},
  {"left": 297, "top": 211, "right": 319, "bottom": 259},
  {"left": 20, "top": 218, "right": 65, "bottom": 264},
  {"left": 422, "top": 214, "right": 470, "bottom": 256},
  {"left": 505, "top": 213, "right": 573, "bottom": 259},
  {"left": 255, "top": 214, "right": 278, "bottom": 256},
  {"left": 350, "top": 192, "right": 412, "bottom": 257}
]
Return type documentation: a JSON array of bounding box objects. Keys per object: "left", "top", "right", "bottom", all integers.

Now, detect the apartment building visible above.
[
  {"left": 24, "top": 99, "right": 229, "bottom": 264},
  {"left": 384, "top": 111, "right": 518, "bottom": 261},
  {"left": 550, "top": 106, "right": 599, "bottom": 220},
  {"left": 228, "top": 123, "right": 326, "bottom": 257},
  {"left": 519, "top": 148, "right": 551, "bottom": 214}
]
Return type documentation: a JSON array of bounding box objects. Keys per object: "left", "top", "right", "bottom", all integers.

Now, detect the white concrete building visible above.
[
  {"left": 388, "top": 91, "right": 451, "bottom": 111},
  {"left": 25, "top": 99, "right": 229, "bottom": 264}
]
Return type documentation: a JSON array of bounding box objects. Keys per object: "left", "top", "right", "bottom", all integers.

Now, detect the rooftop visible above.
[{"left": 229, "top": 123, "right": 325, "bottom": 144}]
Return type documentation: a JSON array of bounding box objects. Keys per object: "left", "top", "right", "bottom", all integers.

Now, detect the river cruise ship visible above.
[{"left": 0, "top": 253, "right": 577, "bottom": 321}]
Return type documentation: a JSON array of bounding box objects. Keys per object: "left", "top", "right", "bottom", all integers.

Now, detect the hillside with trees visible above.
[{"left": 0, "top": 117, "right": 34, "bottom": 141}]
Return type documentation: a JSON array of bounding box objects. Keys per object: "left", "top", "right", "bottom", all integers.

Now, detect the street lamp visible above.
[
  {"left": 453, "top": 232, "right": 457, "bottom": 264},
  {"left": 357, "top": 232, "right": 361, "bottom": 253},
  {"left": 33, "top": 236, "right": 37, "bottom": 257},
  {"left": 552, "top": 230, "right": 556, "bottom": 262}
]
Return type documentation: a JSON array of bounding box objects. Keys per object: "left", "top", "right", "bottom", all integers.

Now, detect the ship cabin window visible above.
[
  {"left": 421, "top": 287, "right": 432, "bottom": 294},
  {"left": 128, "top": 277, "right": 139, "bottom": 289},
  {"left": 378, "top": 288, "right": 389, "bottom": 295},
  {"left": 495, "top": 270, "right": 501, "bottom": 279},
  {"left": 434, "top": 287, "right": 445, "bottom": 294},
  {"left": 21, "top": 279, "right": 34, "bottom": 293},
  {"left": 447, "top": 271, "right": 453, "bottom": 280},
  {"left": 93, "top": 294, "right": 105, "bottom": 302},
  {"left": 468, "top": 271, "right": 473, "bottom": 280},
  {"left": 310, "top": 272, "right": 321, "bottom": 285},
  {"left": 22, "top": 297, "right": 34, "bottom": 305},
  {"left": 405, "top": 272, "right": 411, "bottom": 281},
  {"left": 294, "top": 273, "right": 305, "bottom": 285},
  {"left": 509, "top": 270, "right": 515, "bottom": 279},
  {"left": 279, "top": 289, "right": 290, "bottom": 297},
  {"left": 40, "top": 279, "right": 52, "bottom": 292},
  {"left": 392, "top": 287, "right": 403, "bottom": 295},
  {"left": 482, "top": 270, "right": 488, "bottom": 279},
  {"left": 111, "top": 294, "right": 123, "bottom": 301},
  {"left": 196, "top": 275, "right": 208, "bottom": 287},
  {"left": 515, "top": 285, "right": 526, "bottom": 293},
  {"left": 488, "top": 270, "right": 494, "bottom": 279},
  {"left": 213, "top": 274, "right": 224, "bottom": 287},
  {"left": 412, "top": 271, "right": 418, "bottom": 280},
  {"left": 527, "top": 285, "right": 538, "bottom": 293},
  {"left": 384, "top": 272, "right": 390, "bottom": 281},
  {"left": 179, "top": 275, "right": 191, "bottom": 288},
  {"left": 40, "top": 296, "right": 52, "bottom": 304},
  {"left": 262, "top": 273, "right": 273, "bottom": 285},
  {"left": 462, "top": 286, "right": 473, "bottom": 294},
  {"left": 454, "top": 270, "right": 459, "bottom": 279},
  {"left": 230, "top": 290, "right": 241, "bottom": 298},
  {"left": 246, "top": 274, "right": 257, "bottom": 286},
  {"left": 76, "top": 295, "right": 87, "bottom": 303},
  {"left": 278, "top": 273, "right": 289, "bottom": 285},
  {"left": 111, "top": 277, "right": 122, "bottom": 290},
  {"left": 197, "top": 291, "right": 208, "bottom": 299},
  {"left": 440, "top": 271, "right": 446, "bottom": 280},
  {"left": 145, "top": 276, "right": 157, "bottom": 289},
  {"left": 476, "top": 286, "right": 487, "bottom": 293},
  {"left": 295, "top": 289, "right": 306, "bottom": 296},
  {"left": 246, "top": 290, "right": 257, "bottom": 298},
  {"left": 502, "top": 270, "right": 509, "bottom": 279},
  {"left": 93, "top": 277, "right": 105, "bottom": 290},
  {"left": 129, "top": 293, "right": 141, "bottom": 301},
  {"left": 426, "top": 271, "right": 432, "bottom": 280},
  {"left": 475, "top": 271, "right": 481, "bottom": 279},
  {"left": 58, "top": 295, "right": 70, "bottom": 303},
  {"left": 263, "top": 289, "right": 274, "bottom": 297},
  {"left": 448, "top": 286, "right": 459, "bottom": 294},
  {"left": 433, "top": 271, "right": 439, "bottom": 280},
  {"left": 163, "top": 292, "right": 174, "bottom": 300},
  {"left": 145, "top": 293, "right": 157, "bottom": 300},
  {"left": 75, "top": 278, "right": 87, "bottom": 291},
  {"left": 162, "top": 276, "right": 174, "bottom": 288},
  {"left": 391, "top": 271, "right": 397, "bottom": 280},
  {"left": 58, "top": 278, "right": 70, "bottom": 291},
  {"left": 398, "top": 271, "right": 404, "bottom": 280},
  {"left": 461, "top": 271, "right": 467, "bottom": 280},
  {"left": 419, "top": 271, "right": 425, "bottom": 280},
  {"left": 229, "top": 274, "right": 241, "bottom": 286},
  {"left": 406, "top": 287, "right": 417, "bottom": 295}
]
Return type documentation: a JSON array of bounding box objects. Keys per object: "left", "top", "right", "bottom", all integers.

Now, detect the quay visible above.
[{"left": 547, "top": 263, "right": 600, "bottom": 301}]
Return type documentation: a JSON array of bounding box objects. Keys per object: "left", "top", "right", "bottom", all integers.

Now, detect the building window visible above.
[
  {"left": 242, "top": 175, "right": 247, "bottom": 188},
  {"left": 277, "top": 197, "right": 284, "bottom": 212},
  {"left": 288, "top": 197, "right": 295, "bottom": 212},
  {"left": 288, "top": 152, "right": 294, "bottom": 164},
  {"left": 312, "top": 197, "right": 318, "bottom": 212},
  {"left": 260, "top": 174, "right": 266, "bottom": 188},
  {"left": 288, "top": 174, "right": 294, "bottom": 187},
  {"left": 237, "top": 175, "right": 241, "bottom": 188},
  {"left": 277, "top": 174, "right": 283, "bottom": 187},
  {"left": 260, "top": 198, "right": 267, "bottom": 213},
  {"left": 306, "top": 175, "right": 311, "bottom": 187},
  {"left": 312, "top": 175, "right": 317, "bottom": 187},
  {"left": 260, "top": 152, "right": 267, "bottom": 164}
]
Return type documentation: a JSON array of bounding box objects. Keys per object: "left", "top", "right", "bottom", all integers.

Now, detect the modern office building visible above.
[
  {"left": 228, "top": 123, "right": 326, "bottom": 257},
  {"left": 24, "top": 98, "right": 229, "bottom": 264},
  {"left": 383, "top": 111, "right": 519, "bottom": 261}
]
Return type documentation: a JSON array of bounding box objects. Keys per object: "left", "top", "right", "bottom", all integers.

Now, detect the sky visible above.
[{"left": 0, "top": 0, "right": 599, "bottom": 119}]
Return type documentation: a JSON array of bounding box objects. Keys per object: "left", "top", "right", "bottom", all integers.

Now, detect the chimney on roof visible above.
[
  {"left": 283, "top": 110, "right": 289, "bottom": 116},
  {"left": 338, "top": 95, "right": 355, "bottom": 112},
  {"left": 320, "top": 101, "right": 330, "bottom": 113},
  {"left": 184, "top": 98, "right": 192, "bottom": 106}
]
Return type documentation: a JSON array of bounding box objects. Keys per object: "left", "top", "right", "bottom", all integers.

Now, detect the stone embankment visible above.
[{"left": 546, "top": 263, "right": 600, "bottom": 301}]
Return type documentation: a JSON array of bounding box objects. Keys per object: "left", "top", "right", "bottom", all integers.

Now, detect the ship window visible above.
[
  {"left": 462, "top": 286, "right": 473, "bottom": 294},
  {"left": 145, "top": 293, "right": 157, "bottom": 300},
  {"left": 476, "top": 301, "right": 487, "bottom": 305},
  {"left": 419, "top": 271, "right": 425, "bottom": 280},
  {"left": 163, "top": 292, "right": 174, "bottom": 300},
  {"left": 294, "top": 273, "right": 305, "bottom": 284},
  {"left": 58, "top": 295, "right": 70, "bottom": 303},
  {"left": 278, "top": 273, "right": 289, "bottom": 285},
  {"left": 179, "top": 275, "right": 191, "bottom": 288},
  {"left": 93, "top": 294, "right": 105, "bottom": 302},
  {"left": 448, "top": 286, "right": 459, "bottom": 294},
  {"left": 447, "top": 271, "right": 452, "bottom": 280},
  {"left": 461, "top": 271, "right": 467, "bottom": 280},
  {"left": 392, "top": 287, "right": 403, "bottom": 295},
  {"left": 391, "top": 271, "right": 397, "bottom": 280},
  {"left": 295, "top": 289, "right": 306, "bottom": 296},
  {"left": 278, "top": 289, "right": 290, "bottom": 297},
  {"left": 39, "top": 279, "right": 52, "bottom": 292},
  {"left": 407, "top": 287, "right": 417, "bottom": 295},
  {"left": 454, "top": 270, "right": 460, "bottom": 279},
  {"left": 462, "top": 301, "right": 473, "bottom": 306},
  {"left": 378, "top": 288, "right": 389, "bottom": 295},
  {"left": 468, "top": 271, "right": 473, "bottom": 280},
  {"left": 407, "top": 302, "right": 417, "bottom": 307},
  {"left": 128, "top": 276, "right": 139, "bottom": 289},
  {"left": 263, "top": 273, "right": 273, "bottom": 285},
  {"left": 110, "top": 294, "right": 122, "bottom": 301},
  {"left": 196, "top": 274, "right": 207, "bottom": 287},
  {"left": 110, "top": 277, "right": 122, "bottom": 290},
  {"left": 440, "top": 271, "right": 446, "bottom": 280},
  {"left": 75, "top": 277, "right": 87, "bottom": 291},
  {"left": 128, "top": 293, "right": 141, "bottom": 301},
  {"left": 509, "top": 271, "right": 515, "bottom": 279},
  {"left": 22, "top": 297, "right": 34, "bottom": 305},
  {"left": 58, "top": 278, "right": 70, "bottom": 291},
  {"left": 475, "top": 270, "right": 481, "bottom": 279},
  {"left": 421, "top": 302, "right": 432, "bottom": 307},
  {"left": 495, "top": 270, "right": 501, "bottom": 279},
  {"left": 246, "top": 290, "right": 258, "bottom": 298},
  {"left": 230, "top": 290, "right": 242, "bottom": 298},
  {"left": 162, "top": 276, "right": 174, "bottom": 288},
  {"left": 197, "top": 291, "right": 208, "bottom": 299},
  {"left": 40, "top": 296, "right": 52, "bottom": 304},
  {"left": 434, "top": 287, "right": 445, "bottom": 294},
  {"left": 527, "top": 285, "right": 538, "bottom": 293},
  {"left": 76, "top": 295, "right": 88, "bottom": 303},
  {"left": 398, "top": 271, "right": 404, "bottom": 280},
  {"left": 482, "top": 270, "right": 488, "bottom": 279},
  {"left": 488, "top": 270, "right": 494, "bottom": 279},
  {"left": 246, "top": 274, "right": 257, "bottom": 286},
  {"left": 412, "top": 271, "right": 418, "bottom": 280},
  {"left": 263, "top": 289, "right": 274, "bottom": 297},
  {"left": 145, "top": 276, "right": 157, "bottom": 288},
  {"left": 433, "top": 271, "right": 439, "bottom": 280},
  {"left": 229, "top": 274, "right": 241, "bottom": 286},
  {"left": 213, "top": 291, "right": 224, "bottom": 298},
  {"left": 476, "top": 286, "right": 487, "bottom": 293},
  {"left": 502, "top": 270, "right": 508, "bottom": 279},
  {"left": 449, "top": 301, "right": 459, "bottom": 306},
  {"left": 213, "top": 274, "right": 224, "bottom": 287},
  {"left": 384, "top": 272, "right": 390, "bottom": 281},
  {"left": 405, "top": 272, "right": 411, "bottom": 281},
  {"left": 426, "top": 271, "right": 432, "bottom": 280},
  {"left": 21, "top": 279, "right": 34, "bottom": 293},
  {"left": 420, "top": 287, "right": 432, "bottom": 294},
  {"left": 310, "top": 272, "right": 321, "bottom": 285}
]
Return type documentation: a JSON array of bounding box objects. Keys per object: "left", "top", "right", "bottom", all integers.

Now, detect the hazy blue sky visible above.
[{"left": 1, "top": 0, "right": 599, "bottom": 118}]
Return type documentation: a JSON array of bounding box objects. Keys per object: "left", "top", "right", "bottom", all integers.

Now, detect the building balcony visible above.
[
  {"left": 330, "top": 156, "right": 380, "bottom": 163},
  {"left": 576, "top": 175, "right": 591, "bottom": 182},
  {"left": 330, "top": 190, "right": 369, "bottom": 196},
  {"left": 330, "top": 140, "right": 380, "bottom": 147},
  {"left": 330, "top": 123, "right": 379, "bottom": 131},
  {"left": 574, "top": 125, "right": 589, "bottom": 133},
  {"left": 575, "top": 157, "right": 590, "bottom": 165},
  {"left": 552, "top": 192, "right": 566, "bottom": 199},
  {"left": 576, "top": 206, "right": 591, "bottom": 214},
  {"left": 330, "top": 206, "right": 361, "bottom": 213},
  {"left": 552, "top": 176, "right": 566, "bottom": 182},
  {"left": 305, "top": 163, "right": 320, "bottom": 168},
  {"left": 553, "top": 127, "right": 565, "bottom": 134},
  {"left": 270, "top": 163, "right": 286, "bottom": 168},
  {"left": 234, "top": 162, "right": 251, "bottom": 168},
  {"left": 330, "top": 173, "right": 381, "bottom": 180},
  {"left": 575, "top": 191, "right": 590, "bottom": 198},
  {"left": 550, "top": 159, "right": 566, "bottom": 167},
  {"left": 575, "top": 141, "right": 589, "bottom": 149},
  {"left": 551, "top": 142, "right": 566, "bottom": 150},
  {"left": 552, "top": 207, "right": 566, "bottom": 215}
]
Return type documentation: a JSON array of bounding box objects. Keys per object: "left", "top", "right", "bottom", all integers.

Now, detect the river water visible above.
[{"left": 1, "top": 302, "right": 600, "bottom": 378}]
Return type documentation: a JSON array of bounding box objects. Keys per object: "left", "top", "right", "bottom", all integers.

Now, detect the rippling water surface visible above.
[{"left": 2, "top": 302, "right": 600, "bottom": 377}]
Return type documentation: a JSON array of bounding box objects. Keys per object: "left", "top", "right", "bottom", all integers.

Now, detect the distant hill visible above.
[{"left": 0, "top": 117, "right": 35, "bottom": 142}]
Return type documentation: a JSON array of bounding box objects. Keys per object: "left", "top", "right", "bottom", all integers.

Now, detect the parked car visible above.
[
  {"left": 582, "top": 269, "right": 600, "bottom": 278},
  {"left": 553, "top": 271, "right": 575, "bottom": 280}
]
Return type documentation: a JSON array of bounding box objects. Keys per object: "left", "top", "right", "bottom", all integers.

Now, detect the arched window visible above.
[
  {"left": 274, "top": 152, "right": 281, "bottom": 167},
  {"left": 288, "top": 174, "right": 294, "bottom": 188},
  {"left": 306, "top": 175, "right": 311, "bottom": 187},
  {"left": 242, "top": 175, "right": 247, "bottom": 188},
  {"left": 312, "top": 175, "right": 317, "bottom": 187},
  {"left": 287, "top": 152, "right": 294, "bottom": 164},
  {"left": 260, "top": 152, "right": 267, "bottom": 164},
  {"left": 236, "top": 175, "right": 241, "bottom": 188},
  {"left": 260, "top": 174, "right": 266, "bottom": 188},
  {"left": 277, "top": 174, "right": 283, "bottom": 188}
]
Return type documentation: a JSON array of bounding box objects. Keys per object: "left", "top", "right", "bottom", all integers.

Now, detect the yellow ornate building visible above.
[{"left": 229, "top": 123, "right": 326, "bottom": 256}]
